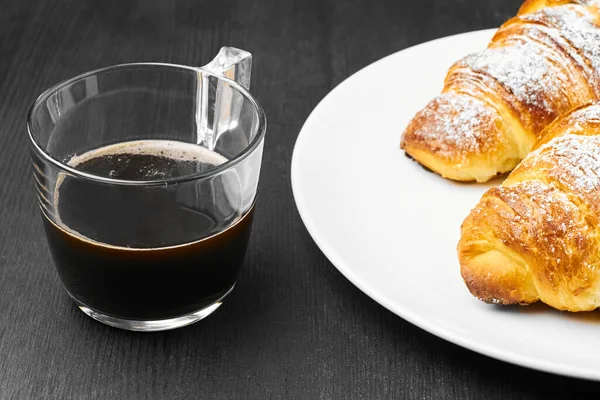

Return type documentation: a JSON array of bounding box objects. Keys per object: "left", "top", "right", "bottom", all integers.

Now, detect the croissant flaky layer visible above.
[
  {"left": 458, "top": 104, "right": 600, "bottom": 312},
  {"left": 401, "top": 0, "right": 600, "bottom": 182}
]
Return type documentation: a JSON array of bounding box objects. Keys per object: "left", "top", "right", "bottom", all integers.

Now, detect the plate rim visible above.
[{"left": 290, "top": 28, "right": 600, "bottom": 381}]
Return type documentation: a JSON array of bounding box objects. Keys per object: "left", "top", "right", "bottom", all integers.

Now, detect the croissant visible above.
[
  {"left": 458, "top": 103, "right": 600, "bottom": 311},
  {"left": 400, "top": 0, "right": 600, "bottom": 182}
]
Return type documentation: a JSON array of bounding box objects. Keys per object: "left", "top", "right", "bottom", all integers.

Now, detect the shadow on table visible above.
[{"left": 493, "top": 301, "right": 600, "bottom": 324}]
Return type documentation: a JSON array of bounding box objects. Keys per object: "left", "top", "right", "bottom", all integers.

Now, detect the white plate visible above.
[{"left": 291, "top": 29, "right": 600, "bottom": 381}]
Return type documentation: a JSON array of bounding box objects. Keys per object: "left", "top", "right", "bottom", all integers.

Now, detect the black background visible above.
[{"left": 1, "top": 0, "right": 599, "bottom": 398}]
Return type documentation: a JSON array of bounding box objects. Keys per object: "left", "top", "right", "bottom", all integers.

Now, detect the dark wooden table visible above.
[{"left": 2, "top": 0, "right": 600, "bottom": 398}]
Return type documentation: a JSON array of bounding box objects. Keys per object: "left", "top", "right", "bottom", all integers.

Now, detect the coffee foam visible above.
[
  {"left": 66, "top": 139, "right": 228, "bottom": 169},
  {"left": 50, "top": 140, "right": 236, "bottom": 250}
]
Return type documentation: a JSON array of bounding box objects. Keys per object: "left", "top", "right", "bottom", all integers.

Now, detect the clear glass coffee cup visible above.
[{"left": 27, "top": 48, "right": 266, "bottom": 331}]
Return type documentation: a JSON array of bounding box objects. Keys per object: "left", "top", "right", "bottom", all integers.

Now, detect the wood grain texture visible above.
[{"left": 1, "top": 0, "right": 600, "bottom": 398}]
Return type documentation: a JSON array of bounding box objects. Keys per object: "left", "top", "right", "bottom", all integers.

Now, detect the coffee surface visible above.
[{"left": 42, "top": 140, "right": 254, "bottom": 320}]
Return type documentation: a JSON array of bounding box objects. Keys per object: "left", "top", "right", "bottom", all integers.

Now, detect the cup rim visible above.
[{"left": 27, "top": 62, "right": 267, "bottom": 186}]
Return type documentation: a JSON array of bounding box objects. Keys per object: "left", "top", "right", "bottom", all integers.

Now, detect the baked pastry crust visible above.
[
  {"left": 458, "top": 103, "right": 600, "bottom": 311},
  {"left": 401, "top": 0, "right": 600, "bottom": 182}
]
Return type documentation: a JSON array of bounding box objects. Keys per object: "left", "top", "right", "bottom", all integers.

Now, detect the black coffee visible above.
[{"left": 42, "top": 140, "right": 254, "bottom": 320}]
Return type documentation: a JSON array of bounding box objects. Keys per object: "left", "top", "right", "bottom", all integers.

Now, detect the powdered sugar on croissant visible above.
[{"left": 401, "top": 0, "right": 600, "bottom": 182}]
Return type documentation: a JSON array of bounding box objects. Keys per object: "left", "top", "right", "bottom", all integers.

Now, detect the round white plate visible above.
[{"left": 291, "top": 29, "right": 600, "bottom": 381}]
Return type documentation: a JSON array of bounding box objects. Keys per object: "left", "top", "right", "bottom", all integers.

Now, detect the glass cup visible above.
[{"left": 27, "top": 48, "right": 266, "bottom": 331}]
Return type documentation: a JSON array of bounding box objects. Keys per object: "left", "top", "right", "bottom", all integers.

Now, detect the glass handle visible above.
[
  {"left": 196, "top": 47, "right": 253, "bottom": 150},
  {"left": 201, "top": 47, "right": 252, "bottom": 89}
]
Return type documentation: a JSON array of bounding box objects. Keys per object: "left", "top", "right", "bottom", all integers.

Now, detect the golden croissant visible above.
[
  {"left": 458, "top": 103, "right": 600, "bottom": 311},
  {"left": 401, "top": 0, "right": 600, "bottom": 182}
]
